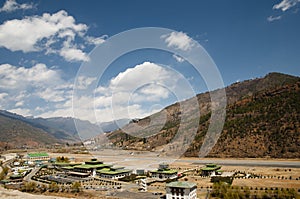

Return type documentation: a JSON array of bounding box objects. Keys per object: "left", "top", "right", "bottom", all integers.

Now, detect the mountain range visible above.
[
  {"left": 105, "top": 72, "right": 300, "bottom": 158},
  {"left": 1, "top": 72, "right": 299, "bottom": 158},
  {"left": 0, "top": 110, "right": 129, "bottom": 150}
]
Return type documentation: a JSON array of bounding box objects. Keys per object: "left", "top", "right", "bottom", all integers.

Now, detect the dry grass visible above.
[{"left": 232, "top": 178, "right": 300, "bottom": 189}]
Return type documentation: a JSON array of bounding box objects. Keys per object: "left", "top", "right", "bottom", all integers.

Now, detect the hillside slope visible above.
[
  {"left": 0, "top": 111, "right": 103, "bottom": 142},
  {"left": 186, "top": 81, "right": 300, "bottom": 158},
  {"left": 106, "top": 72, "right": 300, "bottom": 158},
  {"left": 0, "top": 114, "right": 60, "bottom": 149}
]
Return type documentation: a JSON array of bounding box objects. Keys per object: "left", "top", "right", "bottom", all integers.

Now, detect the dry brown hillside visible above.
[{"left": 106, "top": 72, "right": 300, "bottom": 158}]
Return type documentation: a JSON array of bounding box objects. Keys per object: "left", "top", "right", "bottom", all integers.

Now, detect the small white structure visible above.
[
  {"left": 166, "top": 181, "right": 197, "bottom": 199},
  {"left": 139, "top": 178, "right": 147, "bottom": 192}
]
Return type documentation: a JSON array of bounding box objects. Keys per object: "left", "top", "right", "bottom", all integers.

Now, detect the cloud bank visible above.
[{"left": 0, "top": 10, "right": 106, "bottom": 62}]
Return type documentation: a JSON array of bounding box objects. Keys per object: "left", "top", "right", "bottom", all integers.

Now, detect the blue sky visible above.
[{"left": 0, "top": 0, "right": 299, "bottom": 123}]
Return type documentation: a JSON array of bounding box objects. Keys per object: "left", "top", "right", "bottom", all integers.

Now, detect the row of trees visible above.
[
  {"left": 20, "top": 181, "right": 81, "bottom": 193},
  {"left": 210, "top": 182, "right": 298, "bottom": 199}
]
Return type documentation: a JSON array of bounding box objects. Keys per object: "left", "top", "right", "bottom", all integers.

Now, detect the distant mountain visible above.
[
  {"left": 0, "top": 111, "right": 102, "bottom": 145},
  {"left": 106, "top": 72, "right": 300, "bottom": 158},
  {"left": 0, "top": 114, "right": 60, "bottom": 149},
  {"left": 31, "top": 117, "right": 102, "bottom": 141},
  {"left": 98, "top": 119, "right": 130, "bottom": 132}
]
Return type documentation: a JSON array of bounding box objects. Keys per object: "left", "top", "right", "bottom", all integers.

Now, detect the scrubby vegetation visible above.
[
  {"left": 107, "top": 73, "right": 300, "bottom": 158},
  {"left": 210, "top": 182, "right": 299, "bottom": 199}
]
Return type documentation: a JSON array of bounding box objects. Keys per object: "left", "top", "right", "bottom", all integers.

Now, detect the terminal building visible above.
[
  {"left": 200, "top": 163, "right": 221, "bottom": 176},
  {"left": 60, "top": 158, "right": 111, "bottom": 177},
  {"left": 150, "top": 163, "right": 178, "bottom": 179},
  {"left": 26, "top": 152, "right": 50, "bottom": 163},
  {"left": 97, "top": 166, "right": 132, "bottom": 179},
  {"left": 60, "top": 158, "right": 131, "bottom": 179},
  {"left": 73, "top": 159, "right": 111, "bottom": 175},
  {"left": 166, "top": 181, "right": 197, "bottom": 199}
]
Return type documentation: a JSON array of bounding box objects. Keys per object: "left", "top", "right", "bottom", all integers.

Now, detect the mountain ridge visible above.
[
  {"left": 105, "top": 72, "right": 300, "bottom": 158},
  {"left": 0, "top": 109, "right": 130, "bottom": 150}
]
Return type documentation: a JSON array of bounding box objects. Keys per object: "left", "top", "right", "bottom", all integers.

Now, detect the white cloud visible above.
[
  {"left": 94, "top": 104, "right": 159, "bottom": 123},
  {"left": 162, "top": 31, "right": 195, "bottom": 51},
  {"left": 0, "top": 63, "right": 73, "bottom": 115},
  {"left": 0, "top": 63, "right": 62, "bottom": 90},
  {"left": 131, "top": 84, "right": 170, "bottom": 103},
  {"left": 88, "top": 61, "right": 195, "bottom": 123},
  {"left": 108, "top": 62, "right": 173, "bottom": 92},
  {"left": 8, "top": 108, "right": 32, "bottom": 116},
  {"left": 59, "top": 46, "right": 90, "bottom": 62},
  {"left": 273, "top": 0, "right": 300, "bottom": 11},
  {"left": 0, "top": 10, "right": 85, "bottom": 52},
  {"left": 0, "top": 0, "right": 35, "bottom": 13},
  {"left": 173, "top": 54, "right": 185, "bottom": 63},
  {"left": 0, "top": 10, "right": 106, "bottom": 62},
  {"left": 37, "top": 106, "right": 73, "bottom": 119},
  {"left": 267, "top": 15, "right": 282, "bottom": 22},
  {"left": 36, "top": 88, "right": 66, "bottom": 102},
  {"left": 0, "top": 61, "right": 195, "bottom": 124},
  {"left": 76, "top": 76, "right": 97, "bottom": 89},
  {"left": 86, "top": 35, "right": 107, "bottom": 45},
  {"left": 15, "top": 101, "right": 24, "bottom": 107},
  {"left": 0, "top": 93, "right": 8, "bottom": 100}
]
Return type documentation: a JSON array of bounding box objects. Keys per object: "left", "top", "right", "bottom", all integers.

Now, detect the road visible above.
[{"left": 23, "top": 166, "right": 41, "bottom": 182}]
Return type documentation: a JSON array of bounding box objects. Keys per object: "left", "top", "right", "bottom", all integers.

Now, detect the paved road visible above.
[
  {"left": 23, "top": 166, "right": 41, "bottom": 182},
  {"left": 92, "top": 150, "right": 300, "bottom": 168},
  {"left": 99, "top": 155, "right": 300, "bottom": 169},
  {"left": 49, "top": 150, "right": 300, "bottom": 169}
]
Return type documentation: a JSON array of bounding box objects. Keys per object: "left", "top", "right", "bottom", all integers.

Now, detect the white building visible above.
[
  {"left": 150, "top": 163, "right": 178, "bottom": 179},
  {"left": 139, "top": 178, "right": 147, "bottom": 191},
  {"left": 97, "top": 166, "right": 132, "bottom": 179},
  {"left": 166, "top": 181, "right": 197, "bottom": 199},
  {"left": 26, "top": 152, "right": 50, "bottom": 162}
]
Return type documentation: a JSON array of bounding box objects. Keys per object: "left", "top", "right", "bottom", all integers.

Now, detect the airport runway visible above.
[{"left": 90, "top": 150, "right": 300, "bottom": 169}]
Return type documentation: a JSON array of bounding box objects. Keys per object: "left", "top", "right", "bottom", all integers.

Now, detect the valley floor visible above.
[{"left": 1, "top": 149, "right": 299, "bottom": 198}]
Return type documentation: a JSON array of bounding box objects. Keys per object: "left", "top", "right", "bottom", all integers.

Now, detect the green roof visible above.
[
  {"left": 28, "top": 152, "right": 49, "bottom": 157},
  {"left": 151, "top": 169, "right": 178, "bottom": 174},
  {"left": 62, "top": 166, "right": 74, "bottom": 170},
  {"left": 74, "top": 163, "right": 108, "bottom": 169},
  {"left": 100, "top": 168, "right": 110, "bottom": 171},
  {"left": 206, "top": 163, "right": 217, "bottom": 167},
  {"left": 201, "top": 164, "right": 221, "bottom": 171},
  {"left": 166, "top": 181, "right": 197, "bottom": 189},
  {"left": 201, "top": 166, "right": 221, "bottom": 171},
  {"left": 10, "top": 174, "right": 23, "bottom": 179},
  {"left": 97, "top": 168, "right": 131, "bottom": 175}
]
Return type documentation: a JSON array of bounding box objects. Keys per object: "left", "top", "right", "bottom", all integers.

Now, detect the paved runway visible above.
[{"left": 86, "top": 149, "right": 300, "bottom": 169}]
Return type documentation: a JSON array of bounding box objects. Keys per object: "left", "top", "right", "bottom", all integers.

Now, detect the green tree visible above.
[
  {"left": 0, "top": 166, "right": 9, "bottom": 180},
  {"left": 71, "top": 181, "right": 81, "bottom": 193},
  {"left": 56, "top": 156, "right": 70, "bottom": 163},
  {"left": 23, "top": 182, "right": 37, "bottom": 192},
  {"left": 48, "top": 182, "right": 59, "bottom": 192}
]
